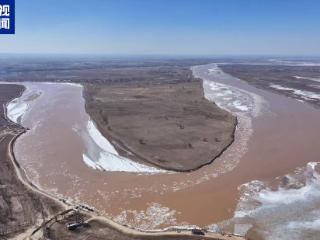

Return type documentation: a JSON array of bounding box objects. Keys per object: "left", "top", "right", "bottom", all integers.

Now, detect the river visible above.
[{"left": 6, "top": 63, "right": 320, "bottom": 239}]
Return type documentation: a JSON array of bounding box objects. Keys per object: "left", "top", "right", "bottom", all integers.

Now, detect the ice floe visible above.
[
  {"left": 211, "top": 162, "right": 320, "bottom": 240},
  {"left": 87, "top": 120, "right": 118, "bottom": 155},
  {"left": 204, "top": 80, "right": 253, "bottom": 114},
  {"left": 6, "top": 81, "right": 164, "bottom": 174},
  {"left": 205, "top": 65, "right": 265, "bottom": 118},
  {"left": 183, "top": 64, "right": 266, "bottom": 187},
  {"left": 270, "top": 84, "right": 320, "bottom": 101},
  {"left": 293, "top": 75, "right": 320, "bottom": 83},
  {"left": 6, "top": 84, "right": 42, "bottom": 124},
  {"left": 268, "top": 59, "right": 320, "bottom": 66},
  {"left": 6, "top": 98, "right": 28, "bottom": 124},
  {"left": 113, "top": 202, "right": 178, "bottom": 230},
  {"left": 82, "top": 120, "right": 165, "bottom": 173}
]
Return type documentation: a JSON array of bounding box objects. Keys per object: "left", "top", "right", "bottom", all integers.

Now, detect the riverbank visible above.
[{"left": 0, "top": 84, "right": 64, "bottom": 239}]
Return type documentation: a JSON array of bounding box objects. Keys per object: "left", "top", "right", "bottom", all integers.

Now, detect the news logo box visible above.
[{"left": 0, "top": 0, "right": 14, "bottom": 34}]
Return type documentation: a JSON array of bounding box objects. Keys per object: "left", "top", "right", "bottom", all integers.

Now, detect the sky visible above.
[{"left": 1, "top": 0, "right": 320, "bottom": 56}]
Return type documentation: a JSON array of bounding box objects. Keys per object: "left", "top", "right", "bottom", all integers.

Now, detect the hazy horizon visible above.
[{"left": 1, "top": 0, "right": 320, "bottom": 56}]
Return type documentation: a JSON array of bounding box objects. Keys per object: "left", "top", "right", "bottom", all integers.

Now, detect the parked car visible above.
[{"left": 191, "top": 228, "right": 205, "bottom": 235}]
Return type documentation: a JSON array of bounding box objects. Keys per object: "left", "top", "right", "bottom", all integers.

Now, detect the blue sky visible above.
[{"left": 1, "top": 0, "right": 320, "bottom": 55}]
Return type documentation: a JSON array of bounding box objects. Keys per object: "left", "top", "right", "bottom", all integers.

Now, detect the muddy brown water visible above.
[{"left": 10, "top": 64, "right": 320, "bottom": 234}]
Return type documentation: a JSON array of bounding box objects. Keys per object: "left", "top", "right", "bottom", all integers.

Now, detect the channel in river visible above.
[{"left": 7, "top": 63, "right": 320, "bottom": 239}]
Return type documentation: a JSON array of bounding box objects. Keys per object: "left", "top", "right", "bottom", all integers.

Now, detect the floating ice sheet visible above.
[
  {"left": 268, "top": 59, "right": 320, "bottom": 66},
  {"left": 6, "top": 99, "right": 28, "bottom": 124},
  {"left": 6, "top": 84, "right": 42, "bottom": 124},
  {"left": 82, "top": 120, "right": 165, "bottom": 173},
  {"left": 293, "top": 75, "right": 320, "bottom": 83},
  {"left": 205, "top": 65, "right": 264, "bottom": 118},
  {"left": 270, "top": 84, "right": 320, "bottom": 101},
  {"left": 213, "top": 162, "right": 320, "bottom": 240}
]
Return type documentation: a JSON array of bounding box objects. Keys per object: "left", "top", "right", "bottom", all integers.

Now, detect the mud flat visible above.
[{"left": 83, "top": 76, "right": 236, "bottom": 171}]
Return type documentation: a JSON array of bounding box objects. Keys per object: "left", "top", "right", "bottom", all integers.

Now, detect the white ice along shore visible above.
[
  {"left": 205, "top": 65, "right": 264, "bottom": 118},
  {"left": 191, "top": 64, "right": 266, "bottom": 176},
  {"left": 189, "top": 64, "right": 267, "bottom": 178},
  {"left": 82, "top": 120, "right": 165, "bottom": 173},
  {"left": 209, "top": 162, "right": 320, "bottom": 240},
  {"left": 5, "top": 81, "right": 164, "bottom": 174},
  {"left": 270, "top": 84, "right": 320, "bottom": 101},
  {"left": 293, "top": 75, "right": 320, "bottom": 83},
  {"left": 5, "top": 81, "right": 81, "bottom": 125},
  {"left": 6, "top": 83, "right": 42, "bottom": 124},
  {"left": 6, "top": 97, "right": 28, "bottom": 124},
  {"left": 268, "top": 59, "right": 320, "bottom": 66}
]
